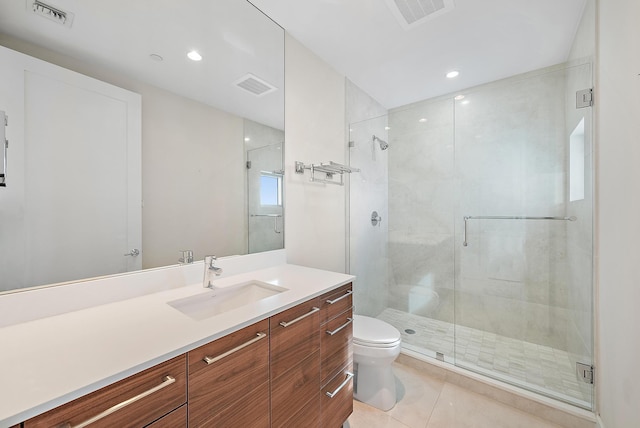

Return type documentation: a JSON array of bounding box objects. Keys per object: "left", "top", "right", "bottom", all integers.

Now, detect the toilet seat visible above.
[{"left": 353, "top": 315, "right": 401, "bottom": 348}]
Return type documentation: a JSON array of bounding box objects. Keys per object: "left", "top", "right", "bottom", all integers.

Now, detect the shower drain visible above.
[{"left": 404, "top": 328, "right": 416, "bottom": 334}]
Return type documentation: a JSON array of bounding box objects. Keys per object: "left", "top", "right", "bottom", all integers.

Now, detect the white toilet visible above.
[{"left": 352, "top": 315, "right": 402, "bottom": 411}]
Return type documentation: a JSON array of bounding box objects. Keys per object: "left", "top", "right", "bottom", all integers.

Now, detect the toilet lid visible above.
[{"left": 353, "top": 315, "right": 401, "bottom": 347}]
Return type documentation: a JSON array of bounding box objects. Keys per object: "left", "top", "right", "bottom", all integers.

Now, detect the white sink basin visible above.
[{"left": 168, "top": 280, "right": 288, "bottom": 321}]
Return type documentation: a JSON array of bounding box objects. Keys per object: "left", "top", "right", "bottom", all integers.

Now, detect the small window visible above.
[{"left": 260, "top": 172, "right": 282, "bottom": 206}]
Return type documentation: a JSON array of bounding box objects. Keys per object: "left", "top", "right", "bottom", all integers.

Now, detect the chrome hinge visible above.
[
  {"left": 246, "top": 160, "right": 252, "bottom": 169},
  {"left": 577, "top": 362, "right": 594, "bottom": 384},
  {"left": 576, "top": 88, "right": 594, "bottom": 108}
]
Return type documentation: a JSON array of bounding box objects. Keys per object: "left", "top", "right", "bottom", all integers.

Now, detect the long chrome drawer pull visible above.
[
  {"left": 203, "top": 332, "right": 267, "bottom": 365},
  {"left": 326, "top": 290, "right": 353, "bottom": 304},
  {"left": 325, "top": 372, "right": 354, "bottom": 398},
  {"left": 279, "top": 307, "right": 320, "bottom": 327},
  {"left": 326, "top": 317, "right": 353, "bottom": 336},
  {"left": 63, "top": 375, "right": 176, "bottom": 428}
]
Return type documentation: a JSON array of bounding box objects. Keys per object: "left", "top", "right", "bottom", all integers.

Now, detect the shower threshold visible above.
[{"left": 377, "top": 308, "right": 592, "bottom": 409}]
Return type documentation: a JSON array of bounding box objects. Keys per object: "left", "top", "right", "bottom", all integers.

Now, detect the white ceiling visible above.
[
  {"left": 0, "top": 0, "right": 285, "bottom": 129},
  {"left": 250, "top": 0, "right": 588, "bottom": 109}
]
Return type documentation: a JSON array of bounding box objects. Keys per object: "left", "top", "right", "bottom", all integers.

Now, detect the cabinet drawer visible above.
[
  {"left": 24, "top": 355, "right": 187, "bottom": 428},
  {"left": 270, "top": 298, "right": 320, "bottom": 379},
  {"left": 271, "top": 351, "right": 320, "bottom": 428},
  {"left": 188, "top": 319, "right": 269, "bottom": 426},
  {"left": 319, "top": 283, "right": 353, "bottom": 324},
  {"left": 321, "top": 308, "right": 353, "bottom": 385},
  {"left": 144, "top": 404, "right": 187, "bottom": 428},
  {"left": 321, "top": 365, "right": 354, "bottom": 428}
]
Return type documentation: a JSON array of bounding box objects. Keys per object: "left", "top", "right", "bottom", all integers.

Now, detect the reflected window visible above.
[
  {"left": 260, "top": 172, "right": 282, "bottom": 206},
  {"left": 569, "top": 118, "right": 585, "bottom": 202}
]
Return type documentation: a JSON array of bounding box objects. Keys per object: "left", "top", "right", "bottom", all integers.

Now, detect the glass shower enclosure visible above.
[{"left": 348, "top": 62, "right": 594, "bottom": 409}]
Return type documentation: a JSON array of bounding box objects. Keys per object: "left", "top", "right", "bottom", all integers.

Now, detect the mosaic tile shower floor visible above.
[{"left": 377, "top": 308, "right": 591, "bottom": 407}]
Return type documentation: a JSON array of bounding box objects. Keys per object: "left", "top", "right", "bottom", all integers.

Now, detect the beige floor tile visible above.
[
  {"left": 425, "top": 383, "right": 563, "bottom": 428},
  {"left": 386, "top": 363, "right": 444, "bottom": 428},
  {"left": 347, "top": 400, "right": 414, "bottom": 428}
]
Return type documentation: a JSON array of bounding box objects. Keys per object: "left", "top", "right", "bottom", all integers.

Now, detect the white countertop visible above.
[{"left": 0, "top": 262, "right": 354, "bottom": 427}]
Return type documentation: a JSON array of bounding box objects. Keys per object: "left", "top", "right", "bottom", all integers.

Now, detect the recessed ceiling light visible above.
[
  {"left": 149, "top": 54, "right": 163, "bottom": 62},
  {"left": 446, "top": 70, "right": 460, "bottom": 79},
  {"left": 187, "top": 50, "right": 202, "bottom": 61},
  {"left": 454, "top": 94, "right": 465, "bottom": 100},
  {"left": 419, "top": 118, "right": 428, "bottom": 123},
  {"left": 385, "top": 126, "right": 391, "bottom": 130},
  {"left": 244, "top": 137, "right": 251, "bottom": 142}
]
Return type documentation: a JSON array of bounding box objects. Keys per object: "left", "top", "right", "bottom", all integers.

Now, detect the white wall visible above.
[
  {"left": 141, "top": 89, "right": 246, "bottom": 268},
  {"left": 597, "top": 0, "right": 640, "bottom": 426},
  {"left": 284, "top": 34, "right": 347, "bottom": 273}
]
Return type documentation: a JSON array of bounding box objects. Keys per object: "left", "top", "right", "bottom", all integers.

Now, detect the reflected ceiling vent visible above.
[
  {"left": 385, "top": 0, "right": 455, "bottom": 30},
  {"left": 234, "top": 73, "right": 277, "bottom": 97},
  {"left": 28, "top": 0, "right": 74, "bottom": 28}
]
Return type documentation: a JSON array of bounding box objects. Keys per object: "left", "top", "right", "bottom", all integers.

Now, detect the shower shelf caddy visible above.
[{"left": 295, "top": 161, "right": 359, "bottom": 186}]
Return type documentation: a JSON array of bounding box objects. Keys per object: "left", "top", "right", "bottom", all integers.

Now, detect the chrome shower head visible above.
[{"left": 373, "top": 134, "right": 389, "bottom": 150}]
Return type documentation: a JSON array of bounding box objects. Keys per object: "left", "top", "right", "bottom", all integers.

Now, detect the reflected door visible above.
[
  {"left": 247, "top": 143, "right": 284, "bottom": 253},
  {"left": 0, "top": 46, "right": 141, "bottom": 290}
]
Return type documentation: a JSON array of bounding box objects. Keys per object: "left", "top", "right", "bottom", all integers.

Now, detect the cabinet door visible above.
[
  {"left": 24, "top": 355, "right": 186, "bottom": 428},
  {"left": 321, "top": 365, "right": 355, "bottom": 428},
  {"left": 321, "top": 307, "right": 353, "bottom": 385},
  {"left": 188, "top": 319, "right": 269, "bottom": 427},
  {"left": 271, "top": 352, "right": 320, "bottom": 428},
  {"left": 270, "top": 297, "right": 321, "bottom": 379}
]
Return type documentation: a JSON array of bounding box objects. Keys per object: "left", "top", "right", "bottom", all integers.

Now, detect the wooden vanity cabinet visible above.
[
  {"left": 270, "top": 297, "right": 321, "bottom": 428},
  {"left": 187, "top": 319, "right": 270, "bottom": 427},
  {"left": 23, "top": 355, "right": 187, "bottom": 428},
  {"left": 146, "top": 404, "right": 187, "bottom": 427},
  {"left": 319, "top": 283, "right": 354, "bottom": 427},
  {"left": 18, "top": 285, "right": 354, "bottom": 428}
]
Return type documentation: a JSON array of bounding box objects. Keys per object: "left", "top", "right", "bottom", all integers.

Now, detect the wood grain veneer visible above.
[
  {"left": 24, "top": 355, "right": 186, "bottom": 428},
  {"left": 321, "top": 365, "right": 354, "bottom": 428},
  {"left": 188, "top": 319, "right": 269, "bottom": 427},
  {"left": 319, "top": 283, "right": 352, "bottom": 324},
  {"left": 146, "top": 404, "right": 187, "bottom": 428},
  {"left": 271, "top": 351, "right": 320, "bottom": 428},
  {"left": 270, "top": 298, "right": 320, "bottom": 379},
  {"left": 321, "top": 308, "right": 353, "bottom": 385}
]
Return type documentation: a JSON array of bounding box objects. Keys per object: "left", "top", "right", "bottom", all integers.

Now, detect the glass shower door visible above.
[
  {"left": 247, "top": 143, "right": 284, "bottom": 253},
  {"left": 453, "top": 63, "right": 594, "bottom": 409}
]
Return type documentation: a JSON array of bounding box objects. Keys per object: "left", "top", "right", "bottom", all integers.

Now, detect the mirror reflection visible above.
[{"left": 0, "top": 0, "right": 285, "bottom": 292}]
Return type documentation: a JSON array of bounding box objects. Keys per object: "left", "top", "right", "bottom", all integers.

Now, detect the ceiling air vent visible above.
[
  {"left": 28, "top": 0, "right": 74, "bottom": 28},
  {"left": 385, "top": 0, "right": 455, "bottom": 30},
  {"left": 234, "top": 73, "right": 277, "bottom": 97}
]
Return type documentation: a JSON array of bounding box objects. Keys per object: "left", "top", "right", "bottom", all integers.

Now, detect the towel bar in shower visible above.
[
  {"left": 462, "top": 215, "right": 577, "bottom": 247},
  {"left": 250, "top": 213, "right": 283, "bottom": 233}
]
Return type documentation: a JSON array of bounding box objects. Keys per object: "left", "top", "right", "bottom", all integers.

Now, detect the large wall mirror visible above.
[{"left": 0, "top": 0, "right": 284, "bottom": 293}]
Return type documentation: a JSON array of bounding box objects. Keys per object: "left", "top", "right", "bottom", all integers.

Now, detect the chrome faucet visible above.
[{"left": 203, "top": 255, "right": 223, "bottom": 288}]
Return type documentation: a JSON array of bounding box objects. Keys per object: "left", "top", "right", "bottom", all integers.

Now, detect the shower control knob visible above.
[{"left": 371, "top": 211, "right": 382, "bottom": 226}]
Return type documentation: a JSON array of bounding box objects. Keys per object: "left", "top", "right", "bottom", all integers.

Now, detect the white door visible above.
[{"left": 0, "top": 46, "right": 141, "bottom": 290}]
